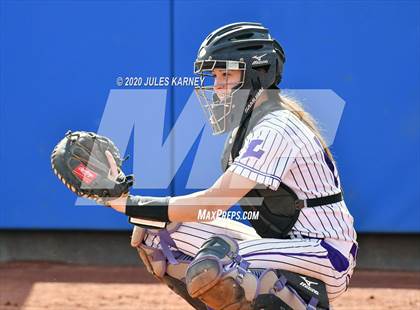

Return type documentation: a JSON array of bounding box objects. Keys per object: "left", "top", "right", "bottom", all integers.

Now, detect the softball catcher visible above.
[{"left": 52, "top": 22, "right": 357, "bottom": 310}]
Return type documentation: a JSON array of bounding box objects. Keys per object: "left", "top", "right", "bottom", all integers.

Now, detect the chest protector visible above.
[
  {"left": 221, "top": 100, "right": 343, "bottom": 239},
  {"left": 221, "top": 100, "right": 299, "bottom": 238}
]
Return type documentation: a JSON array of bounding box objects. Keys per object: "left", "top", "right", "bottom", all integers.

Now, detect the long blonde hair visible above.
[{"left": 276, "top": 93, "right": 334, "bottom": 161}]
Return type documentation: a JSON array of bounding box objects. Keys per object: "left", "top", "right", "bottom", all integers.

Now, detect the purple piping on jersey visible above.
[
  {"left": 242, "top": 139, "right": 265, "bottom": 159},
  {"left": 232, "top": 162, "right": 282, "bottom": 182},
  {"left": 320, "top": 240, "right": 349, "bottom": 272},
  {"left": 241, "top": 252, "right": 329, "bottom": 259}
]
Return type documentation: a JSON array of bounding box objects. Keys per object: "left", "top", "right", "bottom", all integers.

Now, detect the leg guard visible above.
[
  {"left": 252, "top": 294, "right": 292, "bottom": 310},
  {"left": 185, "top": 235, "right": 258, "bottom": 310},
  {"left": 252, "top": 269, "right": 330, "bottom": 310},
  {"left": 131, "top": 225, "right": 208, "bottom": 310}
]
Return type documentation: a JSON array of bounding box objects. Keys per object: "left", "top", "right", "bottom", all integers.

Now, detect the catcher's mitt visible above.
[{"left": 51, "top": 130, "right": 134, "bottom": 204}]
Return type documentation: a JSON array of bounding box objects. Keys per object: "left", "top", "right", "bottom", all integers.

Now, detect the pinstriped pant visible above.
[{"left": 142, "top": 218, "right": 356, "bottom": 301}]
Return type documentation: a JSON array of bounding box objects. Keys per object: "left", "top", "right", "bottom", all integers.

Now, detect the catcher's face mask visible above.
[{"left": 194, "top": 60, "right": 246, "bottom": 135}]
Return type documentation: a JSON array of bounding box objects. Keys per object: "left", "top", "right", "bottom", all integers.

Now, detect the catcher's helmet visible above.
[{"left": 194, "top": 22, "right": 286, "bottom": 135}]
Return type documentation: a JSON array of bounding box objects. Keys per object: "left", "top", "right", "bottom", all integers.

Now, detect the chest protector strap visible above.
[{"left": 221, "top": 99, "right": 343, "bottom": 239}]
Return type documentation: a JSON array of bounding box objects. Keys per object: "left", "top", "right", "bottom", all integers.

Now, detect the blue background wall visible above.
[{"left": 1, "top": 1, "right": 419, "bottom": 232}]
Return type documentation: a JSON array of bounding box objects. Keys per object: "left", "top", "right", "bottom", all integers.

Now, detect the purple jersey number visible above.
[{"left": 242, "top": 139, "right": 265, "bottom": 159}]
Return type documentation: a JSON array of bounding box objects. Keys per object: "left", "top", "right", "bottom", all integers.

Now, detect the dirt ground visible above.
[{"left": 0, "top": 262, "right": 419, "bottom": 310}]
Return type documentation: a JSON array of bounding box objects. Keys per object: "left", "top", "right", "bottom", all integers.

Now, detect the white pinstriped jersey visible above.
[{"left": 227, "top": 109, "right": 357, "bottom": 243}]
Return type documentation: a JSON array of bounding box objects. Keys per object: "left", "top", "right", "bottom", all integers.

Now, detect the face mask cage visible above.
[{"left": 194, "top": 60, "right": 246, "bottom": 135}]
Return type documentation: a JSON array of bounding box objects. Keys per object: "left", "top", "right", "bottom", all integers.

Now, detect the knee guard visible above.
[
  {"left": 131, "top": 225, "right": 208, "bottom": 310},
  {"left": 185, "top": 235, "right": 258, "bottom": 310}
]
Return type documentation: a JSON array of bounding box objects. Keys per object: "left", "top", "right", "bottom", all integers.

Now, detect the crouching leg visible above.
[
  {"left": 185, "top": 234, "right": 330, "bottom": 310},
  {"left": 130, "top": 225, "right": 208, "bottom": 310}
]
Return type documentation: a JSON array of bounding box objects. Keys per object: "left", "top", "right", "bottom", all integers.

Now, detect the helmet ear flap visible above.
[{"left": 248, "top": 54, "right": 277, "bottom": 90}]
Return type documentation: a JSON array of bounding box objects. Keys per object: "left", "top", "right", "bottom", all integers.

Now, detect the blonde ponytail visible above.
[{"left": 277, "top": 93, "right": 334, "bottom": 161}]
